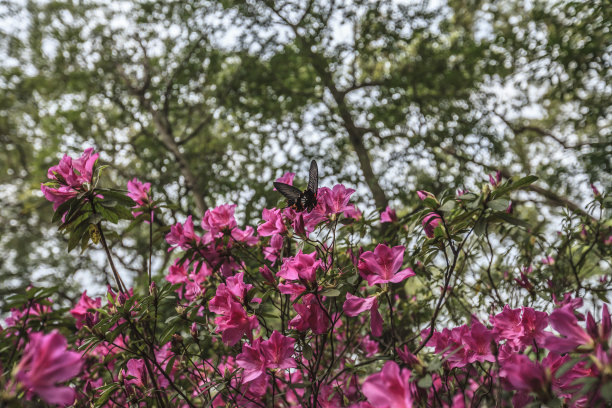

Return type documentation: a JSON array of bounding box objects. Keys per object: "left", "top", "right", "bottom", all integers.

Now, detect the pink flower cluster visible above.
[{"left": 40, "top": 148, "right": 99, "bottom": 211}]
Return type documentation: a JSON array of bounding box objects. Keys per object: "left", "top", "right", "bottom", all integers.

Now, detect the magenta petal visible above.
[
  {"left": 389, "top": 268, "right": 415, "bottom": 283},
  {"left": 35, "top": 385, "right": 76, "bottom": 406},
  {"left": 371, "top": 302, "right": 383, "bottom": 337},
  {"left": 343, "top": 293, "right": 375, "bottom": 316}
]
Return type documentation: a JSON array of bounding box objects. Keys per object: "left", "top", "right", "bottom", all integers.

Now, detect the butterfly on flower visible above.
[{"left": 273, "top": 160, "right": 318, "bottom": 213}]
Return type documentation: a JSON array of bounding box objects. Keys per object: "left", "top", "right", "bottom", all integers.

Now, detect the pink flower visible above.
[
  {"left": 343, "top": 293, "right": 383, "bottom": 337},
  {"left": 69, "top": 291, "right": 101, "bottom": 329},
  {"left": 344, "top": 203, "right": 362, "bottom": 220},
  {"left": 500, "top": 354, "right": 548, "bottom": 394},
  {"left": 541, "top": 256, "right": 555, "bottom": 265},
  {"left": 362, "top": 361, "right": 414, "bottom": 408},
  {"left": 41, "top": 148, "right": 99, "bottom": 211},
  {"left": 274, "top": 172, "right": 295, "bottom": 188},
  {"left": 261, "top": 331, "right": 296, "bottom": 370},
  {"left": 278, "top": 282, "right": 306, "bottom": 299},
  {"left": 290, "top": 294, "right": 330, "bottom": 334},
  {"left": 15, "top": 330, "right": 83, "bottom": 406},
  {"left": 201, "top": 204, "right": 237, "bottom": 234},
  {"left": 127, "top": 178, "right": 151, "bottom": 206},
  {"left": 358, "top": 244, "right": 415, "bottom": 286},
  {"left": 47, "top": 148, "right": 99, "bottom": 189},
  {"left": 40, "top": 185, "right": 78, "bottom": 212},
  {"left": 417, "top": 190, "right": 435, "bottom": 201},
  {"left": 361, "top": 335, "right": 379, "bottom": 357},
  {"left": 380, "top": 206, "right": 397, "bottom": 223},
  {"left": 209, "top": 273, "right": 258, "bottom": 345},
  {"left": 236, "top": 339, "right": 267, "bottom": 382},
  {"left": 263, "top": 234, "right": 284, "bottom": 264},
  {"left": 257, "top": 208, "right": 286, "bottom": 236},
  {"left": 165, "top": 216, "right": 200, "bottom": 251},
  {"left": 277, "top": 250, "right": 322, "bottom": 283},
  {"left": 491, "top": 306, "right": 548, "bottom": 349},
  {"left": 422, "top": 213, "right": 442, "bottom": 238},
  {"left": 127, "top": 178, "right": 155, "bottom": 221},
  {"left": 259, "top": 265, "right": 275, "bottom": 284},
  {"left": 489, "top": 170, "right": 502, "bottom": 188},
  {"left": 236, "top": 331, "right": 296, "bottom": 383},
  {"left": 321, "top": 184, "right": 356, "bottom": 215},
  {"left": 544, "top": 304, "right": 610, "bottom": 353},
  {"left": 461, "top": 321, "right": 496, "bottom": 364},
  {"left": 591, "top": 183, "right": 600, "bottom": 197},
  {"left": 231, "top": 226, "right": 259, "bottom": 246}
]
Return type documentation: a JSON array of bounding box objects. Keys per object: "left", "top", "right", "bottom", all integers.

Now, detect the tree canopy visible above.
[{"left": 0, "top": 0, "right": 610, "bottom": 300}]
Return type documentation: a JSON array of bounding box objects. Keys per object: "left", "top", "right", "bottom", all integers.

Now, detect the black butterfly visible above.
[{"left": 274, "top": 160, "right": 318, "bottom": 213}]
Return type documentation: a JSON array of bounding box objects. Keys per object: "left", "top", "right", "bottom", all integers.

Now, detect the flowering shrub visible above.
[{"left": 1, "top": 148, "right": 611, "bottom": 407}]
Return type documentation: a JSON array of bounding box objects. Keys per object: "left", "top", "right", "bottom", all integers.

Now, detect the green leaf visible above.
[
  {"left": 555, "top": 357, "right": 583, "bottom": 379},
  {"left": 474, "top": 218, "right": 486, "bottom": 236},
  {"left": 94, "top": 383, "right": 119, "bottom": 408},
  {"left": 320, "top": 288, "right": 340, "bottom": 297},
  {"left": 68, "top": 221, "right": 90, "bottom": 252},
  {"left": 487, "top": 198, "right": 510, "bottom": 212},
  {"left": 439, "top": 200, "right": 456, "bottom": 212},
  {"left": 422, "top": 197, "right": 439, "bottom": 210},
  {"left": 417, "top": 374, "right": 432, "bottom": 388},
  {"left": 600, "top": 381, "right": 612, "bottom": 402}
]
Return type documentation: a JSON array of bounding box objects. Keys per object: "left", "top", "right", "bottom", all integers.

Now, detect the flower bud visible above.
[
  {"left": 149, "top": 281, "right": 157, "bottom": 297},
  {"left": 190, "top": 322, "right": 199, "bottom": 338}
]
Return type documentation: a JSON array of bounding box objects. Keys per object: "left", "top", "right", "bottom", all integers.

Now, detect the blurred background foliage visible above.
[{"left": 0, "top": 0, "right": 610, "bottom": 303}]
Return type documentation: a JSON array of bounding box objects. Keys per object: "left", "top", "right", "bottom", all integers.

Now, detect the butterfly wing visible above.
[
  {"left": 273, "top": 182, "right": 302, "bottom": 201},
  {"left": 307, "top": 159, "right": 318, "bottom": 194}
]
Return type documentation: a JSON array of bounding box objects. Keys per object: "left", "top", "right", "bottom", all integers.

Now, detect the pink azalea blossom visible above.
[
  {"left": 201, "top": 204, "right": 238, "bottom": 235},
  {"left": 209, "top": 273, "right": 259, "bottom": 345},
  {"left": 461, "top": 320, "right": 496, "bottom": 364},
  {"left": 358, "top": 244, "right": 415, "bottom": 286},
  {"left": 278, "top": 282, "right": 306, "bottom": 299},
  {"left": 126, "top": 178, "right": 151, "bottom": 205},
  {"left": 343, "top": 293, "right": 383, "bottom": 337},
  {"left": 40, "top": 185, "right": 78, "bottom": 212},
  {"left": 500, "top": 354, "right": 548, "bottom": 395},
  {"left": 257, "top": 208, "right": 287, "bottom": 236},
  {"left": 362, "top": 361, "right": 414, "bottom": 408},
  {"left": 417, "top": 190, "right": 435, "bottom": 201},
  {"left": 491, "top": 306, "right": 548, "bottom": 349},
  {"left": 422, "top": 212, "right": 442, "bottom": 238},
  {"left": 489, "top": 170, "right": 502, "bottom": 188},
  {"left": 344, "top": 203, "right": 362, "bottom": 220},
  {"left": 361, "top": 335, "right": 379, "bottom": 357},
  {"left": 321, "top": 184, "right": 356, "bottom": 215},
  {"left": 15, "top": 330, "right": 83, "bottom": 406},
  {"left": 47, "top": 148, "right": 99, "bottom": 188},
  {"left": 544, "top": 304, "right": 609, "bottom": 353},
  {"left": 236, "top": 339, "right": 267, "bottom": 382},
  {"left": 165, "top": 216, "right": 200, "bottom": 251},
  {"left": 41, "top": 148, "right": 99, "bottom": 211},
  {"left": 277, "top": 250, "right": 322, "bottom": 283},
  {"left": 274, "top": 172, "right": 295, "bottom": 188},
  {"left": 261, "top": 330, "right": 296, "bottom": 370},
  {"left": 70, "top": 291, "right": 101, "bottom": 329},
  {"left": 231, "top": 226, "right": 259, "bottom": 246},
  {"left": 259, "top": 265, "right": 275, "bottom": 284},
  {"left": 127, "top": 178, "right": 155, "bottom": 221},
  {"left": 380, "top": 206, "right": 397, "bottom": 223},
  {"left": 426, "top": 321, "right": 495, "bottom": 368},
  {"left": 290, "top": 294, "right": 331, "bottom": 334},
  {"left": 236, "top": 331, "right": 296, "bottom": 383},
  {"left": 263, "top": 234, "right": 284, "bottom": 264},
  {"left": 541, "top": 256, "right": 555, "bottom": 265}
]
